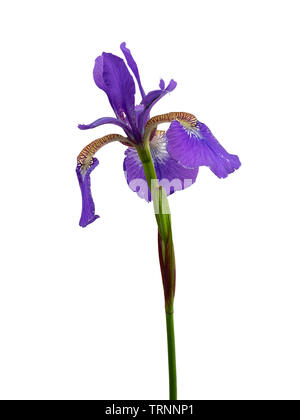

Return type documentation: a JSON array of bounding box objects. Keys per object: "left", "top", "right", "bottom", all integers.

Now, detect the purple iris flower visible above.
[
  {"left": 78, "top": 42, "right": 177, "bottom": 142},
  {"left": 77, "top": 43, "right": 241, "bottom": 227}
]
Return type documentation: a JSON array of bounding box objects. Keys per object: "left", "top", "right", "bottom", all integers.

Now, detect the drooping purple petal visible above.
[
  {"left": 138, "top": 79, "right": 177, "bottom": 132},
  {"left": 78, "top": 116, "right": 131, "bottom": 135},
  {"left": 123, "top": 132, "right": 198, "bottom": 201},
  {"left": 154, "top": 151, "right": 199, "bottom": 197},
  {"left": 166, "top": 121, "right": 241, "bottom": 178},
  {"left": 93, "top": 53, "right": 139, "bottom": 138},
  {"left": 120, "top": 42, "right": 145, "bottom": 99},
  {"left": 123, "top": 147, "right": 151, "bottom": 202},
  {"left": 76, "top": 158, "right": 100, "bottom": 227}
]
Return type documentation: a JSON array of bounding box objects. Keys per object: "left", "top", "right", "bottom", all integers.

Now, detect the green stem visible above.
[
  {"left": 137, "top": 141, "right": 177, "bottom": 400},
  {"left": 136, "top": 143, "right": 170, "bottom": 241},
  {"left": 166, "top": 311, "right": 177, "bottom": 400}
]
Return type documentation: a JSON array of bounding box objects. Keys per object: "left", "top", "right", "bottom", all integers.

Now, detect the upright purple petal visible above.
[
  {"left": 120, "top": 42, "right": 145, "bottom": 99},
  {"left": 138, "top": 80, "right": 177, "bottom": 132},
  {"left": 93, "top": 53, "right": 139, "bottom": 138},
  {"left": 93, "top": 55, "right": 105, "bottom": 91},
  {"left": 76, "top": 158, "right": 100, "bottom": 227},
  {"left": 123, "top": 131, "right": 198, "bottom": 201},
  {"left": 166, "top": 121, "right": 241, "bottom": 178}
]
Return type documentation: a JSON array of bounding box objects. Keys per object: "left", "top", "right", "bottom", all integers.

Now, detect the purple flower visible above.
[
  {"left": 77, "top": 43, "right": 241, "bottom": 226},
  {"left": 78, "top": 42, "right": 177, "bottom": 143}
]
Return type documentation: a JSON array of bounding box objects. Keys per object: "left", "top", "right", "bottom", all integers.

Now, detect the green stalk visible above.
[
  {"left": 137, "top": 141, "right": 177, "bottom": 400},
  {"left": 166, "top": 312, "right": 177, "bottom": 400}
]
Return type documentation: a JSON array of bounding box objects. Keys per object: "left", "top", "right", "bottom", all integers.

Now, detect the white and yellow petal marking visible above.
[{"left": 144, "top": 112, "right": 197, "bottom": 143}]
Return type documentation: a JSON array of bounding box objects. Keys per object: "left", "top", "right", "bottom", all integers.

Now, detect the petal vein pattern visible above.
[{"left": 124, "top": 131, "right": 198, "bottom": 201}]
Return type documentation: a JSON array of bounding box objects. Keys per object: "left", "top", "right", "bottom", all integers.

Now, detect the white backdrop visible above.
[{"left": 1, "top": 0, "right": 299, "bottom": 400}]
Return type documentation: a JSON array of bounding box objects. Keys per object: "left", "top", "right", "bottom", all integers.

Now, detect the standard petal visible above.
[
  {"left": 123, "top": 131, "right": 198, "bottom": 201},
  {"left": 93, "top": 53, "right": 138, "bottom": 137},
  {"left": 120, "top": 42, "right": 145, "bottom": 99},
  {"left": 166, "top": 121, "right": 241, "bottom": 178},
  {"left": 76, "top": 158, "right": 100, "bottom": 227},
  {"left": 93, "top": 55, "right": 105, "bottom": 91}
]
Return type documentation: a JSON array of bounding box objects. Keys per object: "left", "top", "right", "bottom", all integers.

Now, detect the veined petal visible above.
[
  {"left": 123, "top": 131, "right": 198, "bottom": 201},
  {"left": 123, "top": 147, "right": 151, "bottom": 201},
  {"left": 76, "top": 158, "right": 100, "bottom": 227},
  {"left": 166, "top": 120, "right": 241, "bottom": 178},
  {"left": 120, "top": 42, "right": 145, "bottom": 99},
  {"left": 152, "top": 131, "right": 199, "bottom": 196},
  {"left": 77, "top": 134, "right": 130, "bottom": 227},
  {"left": 138, "top": 80, "right": 177, "bottom": 132},
  {"left": 93, "top": 53, "right": 138, "bottom": 137}
]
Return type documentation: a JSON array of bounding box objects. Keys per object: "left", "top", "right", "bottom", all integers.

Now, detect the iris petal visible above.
[
  {"left": 93, "top": 53, "right": 138, "bottom": 138},
  {"left": 123, "top": 131, "right": 198, "bottom": 201},
  {"left": 166, "top": 121, "right": 241, "bottom": 178},
  {"left": 120, "top": 42, "right": 145, "bottom": 99},
  {"left": 123, "top": 148, "right": 151, "bottom": 201},
  {"left": 76, "top": 158, "right": 100, "bottom": 227}
]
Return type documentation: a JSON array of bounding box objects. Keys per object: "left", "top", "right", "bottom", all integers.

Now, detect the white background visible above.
[{"left": 0, "top": 0, "right": 299, "bottom": 400}]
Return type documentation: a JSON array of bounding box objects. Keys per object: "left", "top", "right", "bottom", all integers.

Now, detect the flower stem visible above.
[
  {"left": 137, "top": 141, "right": 177, "bottom": 400},
  {"left": 166, "top": 310, "right": 177, "bottom": 400}
]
